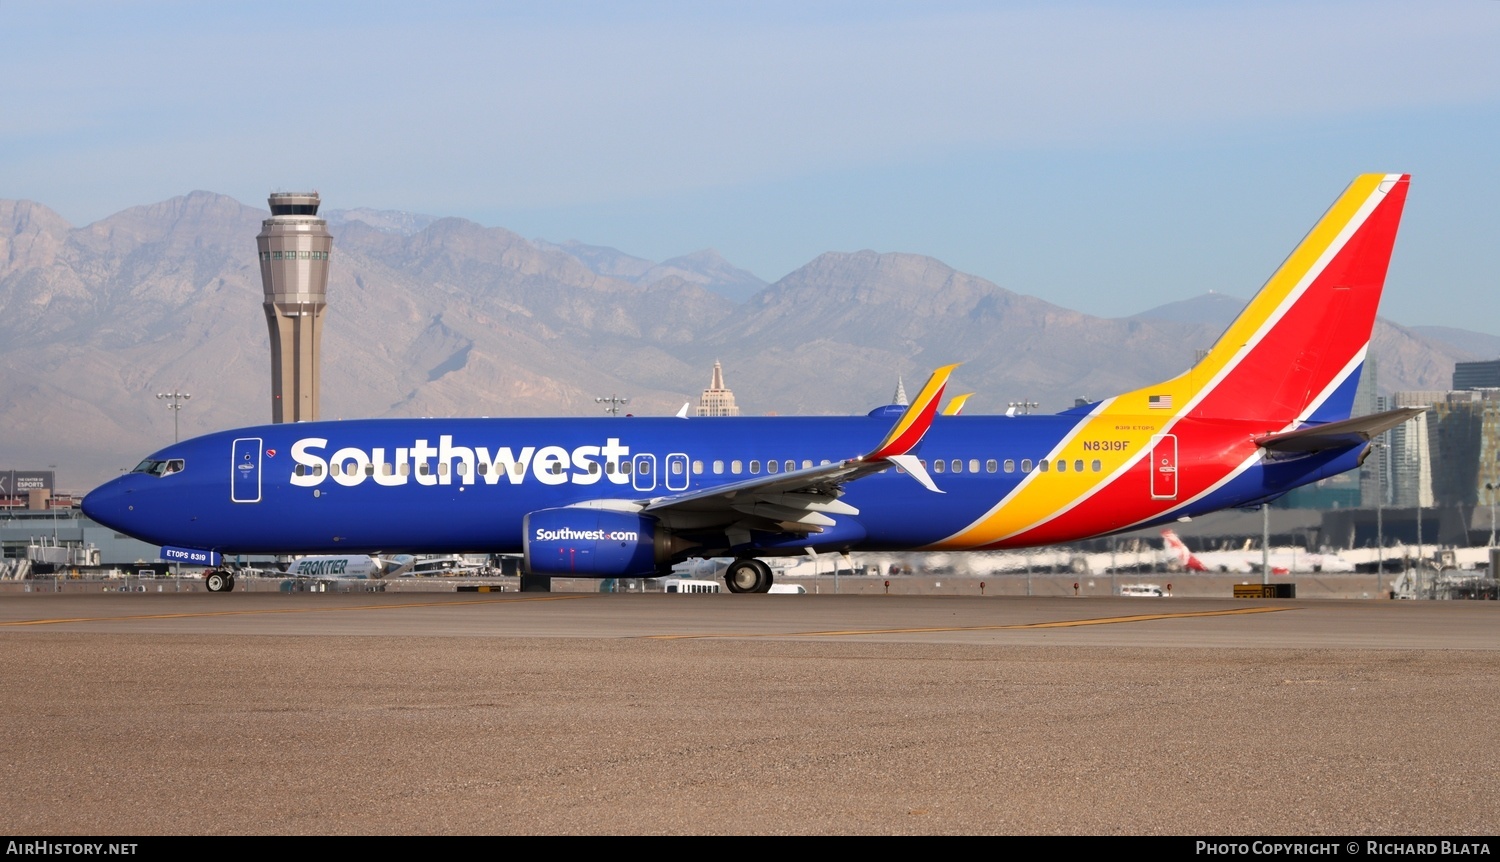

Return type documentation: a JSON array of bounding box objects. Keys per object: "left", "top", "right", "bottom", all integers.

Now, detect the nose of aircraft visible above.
[{"left": 81, "top": 476, "right": 134, "bottom": 533}]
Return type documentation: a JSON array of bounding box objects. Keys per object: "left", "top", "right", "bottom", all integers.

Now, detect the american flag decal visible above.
[{"left": 1148, "top": 394, "right": 1173, "bottom": 409}]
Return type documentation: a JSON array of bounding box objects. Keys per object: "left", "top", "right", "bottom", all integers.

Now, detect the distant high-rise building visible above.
[
  {"left": 1390, "top": 391, "right": 1441, "bottom": 509},
  {"left": 1383, "top": 388, "right": 1500, "bottom": 513},
  {"left": 1453, "top": 359, "right": 1500, "bottom": 391},
  {"left": 696, "top": 361, "right": 741, "bottom": 416},
  {"left": 256, "top": 192, "right": 332, "bottom": 423}
]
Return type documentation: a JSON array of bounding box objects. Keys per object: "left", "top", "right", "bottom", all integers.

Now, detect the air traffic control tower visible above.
[{"left": 256, "top": 192, "right": 332, "bottom": 423}]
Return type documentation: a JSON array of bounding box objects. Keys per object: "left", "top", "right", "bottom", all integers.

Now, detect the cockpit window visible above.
[{"left": 131, "top": 458, "right": 185, "bottom": 477}]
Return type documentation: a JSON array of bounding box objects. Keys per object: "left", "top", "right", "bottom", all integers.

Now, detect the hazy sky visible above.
[{"left": 4, "top": 1, "right": 1498, "bottom": 332}]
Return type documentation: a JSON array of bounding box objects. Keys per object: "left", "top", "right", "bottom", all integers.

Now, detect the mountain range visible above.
[{"left": 1, "top": 191, "right": 1493, "bottom": 492}]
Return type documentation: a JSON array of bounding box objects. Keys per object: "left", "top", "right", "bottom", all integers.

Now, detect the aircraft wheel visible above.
[
  {"left": 205, "top": 571, "right": 229, "bottom": 592},
  {"left": 225, "top": 575, "right": 236, "bottom": 593},
  {"left": 725, "top": 559, "right": 772, "bottom": 593}
]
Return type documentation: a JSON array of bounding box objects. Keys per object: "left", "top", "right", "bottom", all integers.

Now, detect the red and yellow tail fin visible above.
[
  {"left": 930, "top": 175, "right": 1411, "bottom": 551},
  {"left": 1125, "top": 173, "right": 1410, "bottom": 425}
]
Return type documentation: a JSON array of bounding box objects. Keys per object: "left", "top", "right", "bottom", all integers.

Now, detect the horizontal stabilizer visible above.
[{"left": 1253, "top": 407, "right": 1426, "bottom": 453}]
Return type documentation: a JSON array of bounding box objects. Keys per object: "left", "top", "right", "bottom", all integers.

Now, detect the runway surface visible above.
[{"left": 2, "top": 592, "right": 1497, "bottom": 835}]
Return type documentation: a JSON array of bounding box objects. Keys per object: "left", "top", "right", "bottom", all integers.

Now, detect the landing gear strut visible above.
[{"left": 724, "top": 559, "right": 774, "bottom": 594}]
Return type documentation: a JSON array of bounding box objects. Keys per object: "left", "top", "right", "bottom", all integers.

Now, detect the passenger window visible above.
[
  {"left": 713, "top": 460, "right": 724, "bottom": 475},
  {"left": 952, "top": 459, "right": 963, "bottom": 474},
  {"left": 971, "top": 459, "right": 981, "bottom": 474},
  {"left": 1039, "top": 460, "right": 1049, "bottom": 472},
  {"left": 1092, "top": 459, "right": 1102, "bottom": 472},
  {"left": 1004, "top": 459, "right": 1015, "bottom": 473},
  {"left": 731, "top": 460, "right": 743, "bottom": 474},
  {"left": 801, "top": 460, "right": 812, "bottom": 469},
  {"left": 671, "top": 461, "right": 683, "bottom": 475},
  {"left": 1057, "top": 460, "right": 1067, "bottom": 473},
  {"left": 1020, "top": 459, "right": 1032, "bottom": 473},
  {"left": 933, "top": 460, "right": 945, "bottom": 473},
  {"left": 1074, "top": 459, "right": 1084, "bottom": 473},
  {"left": 787, "top": 460, "right": 798, "bottom": 472},
  {"left": 692, "top": 460, "right": 703, "bottom": 475},
  {"left": 749, "top": 460, "right": 760, "bottom": 474},
  {"left": 767, "top": 460, "right": 779, "bottom": 474}
]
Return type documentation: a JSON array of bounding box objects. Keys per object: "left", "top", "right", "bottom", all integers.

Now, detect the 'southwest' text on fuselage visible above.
[{"left": 289, "top": 435, "right": 634, "bottom": 488}]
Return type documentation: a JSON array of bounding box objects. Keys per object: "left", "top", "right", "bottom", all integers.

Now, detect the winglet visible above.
[
  {"left": 867, "top": 364, "right": 957, "bottom": 461},
  {"left": 887, "top": 454, "right": 943, "bottom": 493},
  {"left": 942, "top": 393, "right": 973, "bottom": 416}
]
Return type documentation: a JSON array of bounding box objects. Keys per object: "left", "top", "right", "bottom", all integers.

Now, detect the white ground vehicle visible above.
[
  {"left": 662, "top": 578, "right": 721, "bottom": 594},
  {"left": 1119, "top": 583, "right": 1170, "bottom": 597}
]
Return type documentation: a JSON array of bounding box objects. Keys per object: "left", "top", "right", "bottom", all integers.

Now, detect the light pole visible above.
[
  {"left": 157, "top": 390, "right": 191, "bottom": 442},
  {"left": 1008, "top": 400, "right": 1038, "bottom": 416},
  {"left": 48, "top": 463, "right": 58, "bottom": 540},
  {"left": 1487, "top": 482, "right": 1496, "bottom": 548},
  {"left": 595, "top": 394, "right": 629, "bottom": 417},
  {"left": 1261, "top": 502, "right": 1271, "bottom": 585},
  {"left": 1371, "top": 439, "right": 1385, "bottom": 594},
  {"left": 1416, "top": 492, "right": 1425, "bottom": 597}
]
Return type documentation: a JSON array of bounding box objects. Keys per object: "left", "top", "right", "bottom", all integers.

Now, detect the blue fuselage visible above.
[{"left": 82, "top": 413, "right": 1363, "bottom": 560}]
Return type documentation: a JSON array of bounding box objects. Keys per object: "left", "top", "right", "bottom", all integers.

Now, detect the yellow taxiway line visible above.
[
  {"left": 0, "top": 594, "right": 587, "bottom": 627},
  {"left": 644, "top": 605, "right": 1291, "bottom": 639}
]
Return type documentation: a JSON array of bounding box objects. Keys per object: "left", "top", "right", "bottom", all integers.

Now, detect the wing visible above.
[{"left": 638, "top": 365, "right": 957, "bottom": 537}]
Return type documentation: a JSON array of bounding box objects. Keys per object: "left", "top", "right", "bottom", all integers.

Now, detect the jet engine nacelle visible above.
[{"left": 523, "top": 508, "right": 680, "bottom": 577}]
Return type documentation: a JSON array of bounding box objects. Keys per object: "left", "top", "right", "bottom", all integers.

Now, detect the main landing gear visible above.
[
  {"left": 724, "top": 559, "right": 774, "bottom": 594},
  {"left": 205, "top": 570, "right": 236, "bottom": 593}
]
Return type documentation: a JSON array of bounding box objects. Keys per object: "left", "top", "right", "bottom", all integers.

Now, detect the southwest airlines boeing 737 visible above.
[{"left": 83, "top": 174, "right": 1421, "bottom": 593}]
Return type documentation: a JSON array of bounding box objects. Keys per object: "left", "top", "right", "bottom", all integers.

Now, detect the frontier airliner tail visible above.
[{"left": 83, "top": 174, "right": 1418, "bottom": 593}]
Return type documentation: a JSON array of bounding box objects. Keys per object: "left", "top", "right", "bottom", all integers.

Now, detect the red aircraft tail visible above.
[{"left": 1169, "top": 174, "right": 1409, "bottom": 426}]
